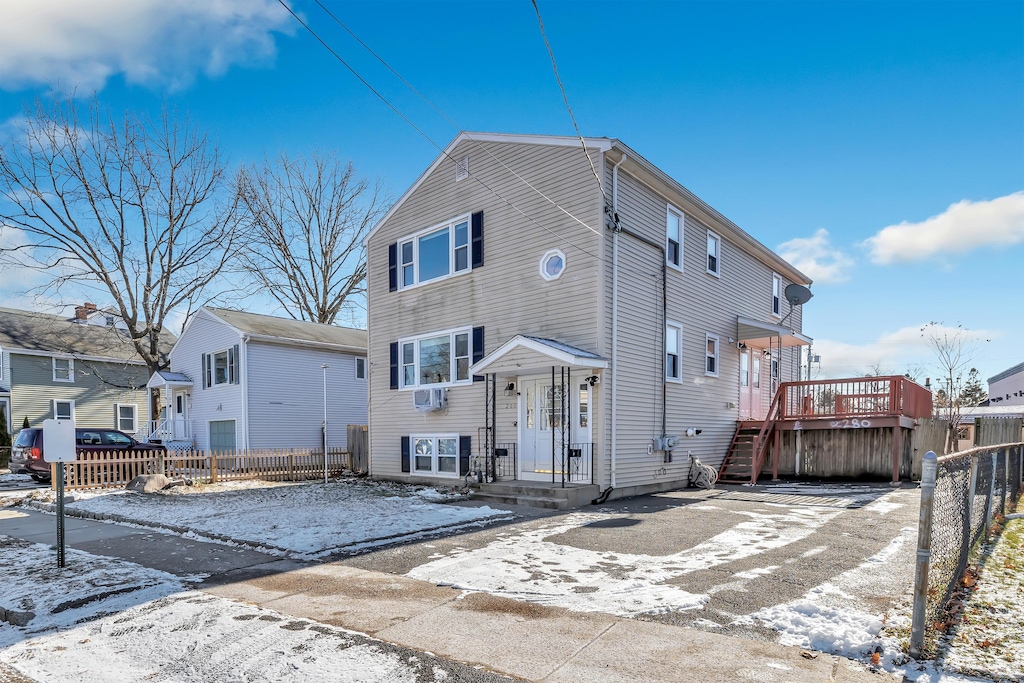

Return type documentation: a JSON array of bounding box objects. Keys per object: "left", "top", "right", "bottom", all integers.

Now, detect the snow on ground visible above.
[
  {"left": 0, "top": 538, "right": 467, "bottom": 682},
  {"left": 0, "top": 474, "right": 33, "bottom": 483},
  {"left": 940, "top": 513, "right": 1024, "bottom": 682},
  {"left": 408, "top": 503, "right": 842, "bottom": 617},
  {"left": 25, "top": 479, "right": 512, "bottom": 558},
  {"left": 739, "top": 501, "right": 1024, "bottom": 683}
]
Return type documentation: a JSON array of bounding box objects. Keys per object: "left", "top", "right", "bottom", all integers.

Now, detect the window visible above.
[
  {"left": 203, "top": 347, "right": 238, "bottom": 387},
  {"left": 399, "top": 328, "right": 472, "bottom": 388},
  {"left": 666, "top": 206, "right": 683, "bottom": 270},
  {"left": 53, "top": 357, "right": 74, "bottom": 382},
  {"left": 772, "top": 274, "right": 782, "bottom": 317},
  {"left": 355, "top": 357, "right": 366, "bottom": 380},
  {"left": 398, "top": 215, "right": 471, "bottom": 288},
  {"left": 540, "top": 249, "right": 566, "bottom": 281},
  {"left": 412, "top": 435, "right": 459, "bottom": 476},
  {"left": 53, "top": 399, "right": 74, "bottom": 420},
  {"left": 740, "top": 352, "right": 749, "bottom": 387},
  {"left": 666, "top": 323, "right": 682, "bottom": 381},
  {"left": 115, "top": 404, "right": 137, "bottom": 433},
  {"left": 705, "top": 334, "right": 719, "bottom": 377},
  {"left": 706, "top": 231, "right": 721, "bottom": 276},
  {"left": 753, "top": 356, "right": 761, "bottom": 388}
]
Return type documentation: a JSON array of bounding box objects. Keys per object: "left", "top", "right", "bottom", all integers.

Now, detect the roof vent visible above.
[{"left": 455, "top": 156, "right": 469, "bottom": 182}]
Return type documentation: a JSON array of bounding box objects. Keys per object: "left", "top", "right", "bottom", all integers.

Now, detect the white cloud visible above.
[
  {"left": 864, "top": 192, "right": 1024, "bottom": 265},
  {"left": 776, "top": 229, "right": 854, "bottom": 284},
  {"left": 813, "top": 324, "right": 994, "bottom": 379},
  {"left": 0, "top": 0, "right": 292, "bottom": 91}
]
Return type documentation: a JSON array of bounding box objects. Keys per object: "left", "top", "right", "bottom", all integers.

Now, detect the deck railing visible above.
[{"left": 778, "top": 376, "right": 932, "bottom": 421}]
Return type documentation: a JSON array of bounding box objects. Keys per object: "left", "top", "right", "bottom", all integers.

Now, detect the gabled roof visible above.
[
  {"left": 470, "top": 334, "right": 608, "bottom": 376},
  {"left": 365, "top": 131, "right": 810, "bottom": 286},
  {"left": 0, "top": 306, "right": 170, "bottom": 363},
  {"left": 204, "top": 308, "right": 366, "bottom": 351}
]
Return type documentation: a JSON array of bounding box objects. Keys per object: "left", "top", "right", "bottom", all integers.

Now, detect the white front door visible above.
[
  {"left": 173, "top": 390, "right": 189, "bottom": 440},
  {"left": 518, "top": 376, "right": 591, "bottom": 481}
]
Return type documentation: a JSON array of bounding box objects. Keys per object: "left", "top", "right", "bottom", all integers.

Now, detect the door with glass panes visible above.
[{"left": 518, "top": 376, "right": 591, "bottom": 481}]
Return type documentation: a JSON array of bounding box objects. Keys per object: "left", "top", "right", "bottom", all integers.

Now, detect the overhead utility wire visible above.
[
  {"left": 276, "top": 0, "right": 601, "bottom": 260},
  {"left": 530, "top": 0, "right": 606, "bottom": 202},
  {"left": 310, "top": 0, "right": 602, "bottom": 240}
]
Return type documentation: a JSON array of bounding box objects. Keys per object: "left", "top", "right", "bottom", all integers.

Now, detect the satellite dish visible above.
[{"left": 785, "top": 283, "right": 813, "bottom": 306}]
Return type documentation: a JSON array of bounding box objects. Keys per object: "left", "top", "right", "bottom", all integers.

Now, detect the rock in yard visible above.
[
  {"left": 0, "top": 607, "right": 35, "bottom": 627},
  {"left": 126, "top": 474, "right": 173, "bottom": 493}
]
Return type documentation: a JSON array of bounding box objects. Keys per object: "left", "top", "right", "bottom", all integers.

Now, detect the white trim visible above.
[
  {"left": 706, "top": 230, "right": 721, "bottom": 278},
  {"left": 53, "top": 398, "right": 75, "bottom": 420},
  {"left": 705, "top": 333, "right": 720, "bottom": 378},
  {"left": 539, "top": 248, "right": 566, "bottom": 281},
  {"left": 52, "top": 357, "right": 74, "bottom": 382},
  {"left": 410, "top": 433, "right": 461, "bottom": 478},
  {"left": 771, "top": 273, "right": 783, "bottom": 318},
  {"left": 240, "top": 336, "right": 249, "bottom": 450},
  {"left": 665, "top": 322, "right": 683, "bottom": 383},
  {"left": 365, "top": 132, "right": 613, "bottom": 245},
  {"left": 397, "top": 213, "right": 472, "bottom": 290},
  {"left": 398, "top": 326, "right": 474, "bottom": 390},
  {"left": 115, "top": 403, "right": 137, "bottom": 433},
  {"left": 666, "top": 204, "right": 684, "bottom": 272}
]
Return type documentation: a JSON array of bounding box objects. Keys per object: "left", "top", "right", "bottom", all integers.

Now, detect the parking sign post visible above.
[{"left": 42, "top": 419, "right": 77, "bottom": 568}]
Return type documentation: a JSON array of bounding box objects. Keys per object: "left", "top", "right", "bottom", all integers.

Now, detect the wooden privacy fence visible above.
[
  {"left": 347, "top": 424, "right": 368, "bottom": 474},
  {"left": 54, "top": 447, "right": 351, "bottom": 491}
]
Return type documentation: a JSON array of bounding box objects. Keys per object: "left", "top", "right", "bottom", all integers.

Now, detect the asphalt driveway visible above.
[{"left": 335, "top": 482, "right": 920, "bottom": 644}]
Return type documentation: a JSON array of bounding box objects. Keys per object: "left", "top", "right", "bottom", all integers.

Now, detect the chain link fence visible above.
[{"left": 910, "top": 443, "right": 1024, "bottom": 657}]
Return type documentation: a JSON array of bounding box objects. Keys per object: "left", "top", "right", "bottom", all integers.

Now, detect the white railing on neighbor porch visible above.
[{"left": 148, "top": 418, "right": 192, "bottom": 443}]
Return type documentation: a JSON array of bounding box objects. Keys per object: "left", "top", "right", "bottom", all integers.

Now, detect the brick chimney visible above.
[{"left": 74, "top": 302, "right": 97, "bottom": 321}]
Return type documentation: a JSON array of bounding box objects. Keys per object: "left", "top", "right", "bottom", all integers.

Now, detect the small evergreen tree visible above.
[
  {"left": 22, "top": 416, "right": 30, "bottom": 430},
  {"left": 960, "top": 368, "right": 988, "bottom": 407}
]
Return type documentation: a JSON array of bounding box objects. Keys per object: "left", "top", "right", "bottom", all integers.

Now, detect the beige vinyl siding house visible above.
[
  {"left": 0, "top": 307, "right": 157, "bottom": 438},
  {"left": 366, "top": 133, "right": 811, "bottom": 502}
]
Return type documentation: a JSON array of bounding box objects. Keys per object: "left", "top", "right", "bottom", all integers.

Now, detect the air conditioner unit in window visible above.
[{"left": 413, "top": 388, "right": 446, "bottom": 413}]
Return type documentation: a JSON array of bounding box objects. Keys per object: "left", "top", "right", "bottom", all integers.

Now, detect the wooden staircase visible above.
[
  {"left": 719, "top": 388, "right": 784, "bottom": 484},
  {"left": 718, "top": 423, "right": 762, "bottom": 483}
]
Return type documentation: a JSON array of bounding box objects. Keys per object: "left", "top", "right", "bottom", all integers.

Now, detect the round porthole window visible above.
[{"left": 540, "top": 249, "right": 566, "bottom": 281}]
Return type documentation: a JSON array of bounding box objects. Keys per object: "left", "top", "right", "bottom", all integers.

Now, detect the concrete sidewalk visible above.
[
  {"left": 1, "top": 507, "right": 897, "bottom": 682},
  {"left": 205, "top": 561, "right": 895, "bottom": 683}
]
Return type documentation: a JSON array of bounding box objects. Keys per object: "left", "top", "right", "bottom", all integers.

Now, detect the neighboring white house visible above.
[
  {"left": 988, "top": 361, "right": 1024, "bottom": 407},
  {"left": 147, "top": 308, "right": 367, "bottom": 452},
  {"left": 364, "top": 132, "right": 812, "bottom": 501}
]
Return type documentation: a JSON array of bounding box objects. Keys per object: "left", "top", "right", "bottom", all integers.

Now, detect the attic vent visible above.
[{"left": 455, "top": 156, "right": 469, "bottom": 182}]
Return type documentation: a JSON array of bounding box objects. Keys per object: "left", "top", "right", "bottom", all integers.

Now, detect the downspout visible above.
[
  {"left": 241, "top": 334, "right": 250, "bottom": 450},
  {"left": 608, "top": 153, "right": 626, "bottom": 492}
]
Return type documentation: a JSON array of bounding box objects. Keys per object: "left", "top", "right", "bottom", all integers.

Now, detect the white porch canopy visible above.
[
  {"left": 147, "top": 370, "right": 193, "bottom": 389},
  {"left": 469, "top": 335, "right": 608, "bottom": 377},
  {"left": 737, "top": 316, "right": 812, "bottom": 349}
]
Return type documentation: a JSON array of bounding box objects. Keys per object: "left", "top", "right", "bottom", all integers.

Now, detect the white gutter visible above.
[{"left": 610, "top": 153, "right": 627, "bottom": 490}]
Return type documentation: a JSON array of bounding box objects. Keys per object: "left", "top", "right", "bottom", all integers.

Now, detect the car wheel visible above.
[{"left": 30, "top": 474, "right": 51, "bottom": 484}]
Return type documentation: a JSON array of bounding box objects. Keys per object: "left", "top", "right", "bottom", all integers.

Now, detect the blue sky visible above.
[{"left": 0, "top": 0, "right": 1021, "bottom": 385}]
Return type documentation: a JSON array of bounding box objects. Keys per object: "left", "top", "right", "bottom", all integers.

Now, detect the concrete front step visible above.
[{"left": 470, "top": 483, "right": 600, "bottom": 510}]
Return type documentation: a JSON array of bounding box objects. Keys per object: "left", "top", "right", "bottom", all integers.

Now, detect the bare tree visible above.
[
  {"left": 235, "top": 152, "right": 387, "bottom": 325},
  {"left": 0, "top": 95, "right": 240, "bottom": 374},
  {"left": 921, "top": 322, "right": 987, "bottom": 453}
]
